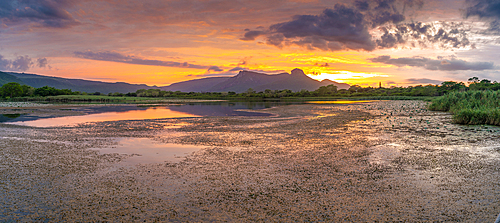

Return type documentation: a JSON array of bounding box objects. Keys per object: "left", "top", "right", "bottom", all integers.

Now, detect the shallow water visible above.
[
  {"left": 9, "top": 107, "right": 200, "bottom": 127},
  {"left": 90, "top": 137, "right": 205, "bottom": 165},
  {"left": 2, "top": 101, "right": 368, "bottom": 127},
  {"left": 1, "top": 100, "right": 499, "bottom": 222},
  {"left": 3, "top": 102, "right": 277, "bottom": 127}
]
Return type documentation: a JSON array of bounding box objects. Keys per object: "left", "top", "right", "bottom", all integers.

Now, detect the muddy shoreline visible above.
[{"left": 0, "top": 101, "right": 499, "bottom": 221}]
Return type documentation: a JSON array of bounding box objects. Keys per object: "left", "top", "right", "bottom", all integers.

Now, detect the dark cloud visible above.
[
  {"left": 241, "top": 1, "right": 471, "bottom": 51},
  {"left": 240, "top": 30, "right": 266, "bottom": 41},
  {"left": 74, "top": 51, "right": 209, "bottom": 69},
  {"left": 315, "top": 63, "right": 329, "bottom": 67},
  {"left": 208, "top": 66, "right": 223, "bottom": 72},
  {"left": 37, "top": 58, "right": 48, "bottom": 68},
  {"left": 0, "top": 0, "right": 79, "bottom": 28},
  {"left": 370, "top": 55, "right": 495, "bottom": 71},
  {"left": 264, "top": 4, "right": 375, "bottom": 51},
  {"left": 0, "top": 54, "right": 49, "bottom": 72},
  {"left": 354, "top": 1, "right": 370, "bottom": 11},
  {"left": 465, "top": 0, "right": 500, "bottom": 20},
  {"left": 229, "top": 67, "right": 246, "bottom": 72},
  {"left": 465, "top": 0, "right": 500, "bottom": 31},
  {"left": 405, "top": 78, "right": 443, "bottom": 85}
]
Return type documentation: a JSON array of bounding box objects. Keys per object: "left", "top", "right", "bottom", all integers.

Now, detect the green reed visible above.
[{"left": 429, "top": 90, "right": 500, "bottom": 125}]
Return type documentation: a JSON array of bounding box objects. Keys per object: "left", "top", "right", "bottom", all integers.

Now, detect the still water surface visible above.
[
  {"left": 2, "top": 102, "right": 281, "bottom": 127},
  {"left": 91, "top": 138, "right": 204, "bottom": 165},
  {"left": 1, "top": 100, "right": 373, "bottom": 165}
]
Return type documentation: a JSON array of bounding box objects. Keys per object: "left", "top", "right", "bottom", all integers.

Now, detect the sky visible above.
[{"left": 0, "top": 0, "right": 500, "bottom": 87}]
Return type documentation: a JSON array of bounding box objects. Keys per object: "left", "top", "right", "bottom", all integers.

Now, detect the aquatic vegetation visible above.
[{"left": 429, "top": 90, "right": 500, "bottom": 125}]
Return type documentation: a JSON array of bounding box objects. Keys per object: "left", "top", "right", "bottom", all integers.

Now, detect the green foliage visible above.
[
  {"left": 1, "top": 82, "right": 23, "bottom": 98},
  {"left": 0, "top": 82, "right": 78, "bottom": 99},
  {"left": 429, "top": 90, "right": 500, "bottom": 126},
  {"left": 317, "top": 85, "right": 338, "bottom": 96},
  {"left": 34, "top": 86, "right": 76, "bottom": 97}
]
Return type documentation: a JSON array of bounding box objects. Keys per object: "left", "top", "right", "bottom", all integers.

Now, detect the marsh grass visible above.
[{"left": 429, "top": 90, "right": 500, "bottom": 125}]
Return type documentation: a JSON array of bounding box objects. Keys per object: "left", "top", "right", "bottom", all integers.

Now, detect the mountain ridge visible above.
[{"left": 0, "top": 69, "right": 350, "bottom": 94}]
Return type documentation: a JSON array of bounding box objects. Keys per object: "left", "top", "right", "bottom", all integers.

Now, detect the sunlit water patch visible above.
[{"left": 90, "top": 138, "right": 205, "bottom": 165}]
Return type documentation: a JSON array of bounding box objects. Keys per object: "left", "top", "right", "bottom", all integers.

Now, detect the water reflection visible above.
[
  {"left": 3, "top": 102, "right": 277, "bottom": 127},
  {"left": 2, "top": 101, "right": 372, "bottom": 127},
  {"left": 306, "top": 100, "right": 374, "bottom": 104},
  {"left": 9, "top": 107, "right": 200, "bottom": 127},
  {"left": 91, "top": 138, "right": 203, "bottom": 165}
]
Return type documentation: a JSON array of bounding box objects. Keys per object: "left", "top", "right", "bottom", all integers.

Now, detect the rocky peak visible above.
[{"left": 291, "top": 68, "right": 305, "bottom": 76}]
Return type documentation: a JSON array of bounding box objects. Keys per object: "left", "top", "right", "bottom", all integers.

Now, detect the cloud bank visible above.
[
  {"left": 0, "top": 55, "right": 49, "bottom": 71},
  {"left": 0, "top": 0, "right": 79, "bottom": 28},
  {"left": 465, "top": 0, "right": 500, "bottom": 31},
  {"left": 74, "top": 51, "right": 210, "bottom": 69},
  {"left": 369, "top": 55, "right": 495, "bottom": 71},
  {"left": 241, "top": 0, "right": 474, "bottom": 51}
]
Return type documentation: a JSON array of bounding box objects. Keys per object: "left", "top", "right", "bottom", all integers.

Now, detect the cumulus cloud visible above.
[
  {"left": 243, "top": 4, "right": 376, "bottom": 51},
  {"left": 377, "top": 21, "right": 474, "bottom": 49},
  {"left": 370, "top": 55, "right": 495, "bottom": 71},
  {"left": 0, "top": 55, "right": 49, "bottom": 72},
  {"left": 241, "top": 0, "right": 474, "bottom": 51},
  {"left": 37, "top": 58, "right": 48, "bottom": 68},
  {"left": 0, "top": 0, "right": 79, "bottom": 28},
  {"left": 74, "top": 51, "right": 210, "bottom": 69}
]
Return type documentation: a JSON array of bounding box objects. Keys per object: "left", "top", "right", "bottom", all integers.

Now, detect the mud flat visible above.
[{"left": 0, "top": 101, "right": 499, "bottom": 221}]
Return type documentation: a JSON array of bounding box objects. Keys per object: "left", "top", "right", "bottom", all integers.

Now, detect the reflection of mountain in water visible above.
[{"left": 0, "top": 113, "right": 52, "bottom": 123}]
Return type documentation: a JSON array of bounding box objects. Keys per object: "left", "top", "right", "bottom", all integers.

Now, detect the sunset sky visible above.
[{"left": 0, "top": 0, "right": 499, "bottom": 87}]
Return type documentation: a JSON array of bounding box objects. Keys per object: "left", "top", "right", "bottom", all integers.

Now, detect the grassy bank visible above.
[
  {"left": 429, "top": 90, "right": 500, "bottom": 125},
  {"left": 2, "top": 95, "right": 223, "bottom": 104},
  {"left": 2, "top": 94, "right": 435, "bottom": 104}
]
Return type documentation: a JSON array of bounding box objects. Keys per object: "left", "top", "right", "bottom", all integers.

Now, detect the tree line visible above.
[
  {"left": 1, "top": 77, "right": 499, "bottom": 99},
  {"left": 0, "top": 82, "right": 78, "bottom": 98}
]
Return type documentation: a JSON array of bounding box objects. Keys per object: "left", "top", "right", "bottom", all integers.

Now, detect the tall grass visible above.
[{"left": 429, "top": 90, "right": 500, "bottom": 125}]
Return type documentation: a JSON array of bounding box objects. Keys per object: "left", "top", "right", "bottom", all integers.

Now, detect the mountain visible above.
[
  {"left": 161, "top": 77, "right": 230, "bottom": 92},
  {"left": 4, "top": 72, "right": 156, "bottom": 94},
  {"left": 320, "top": 79, "right": 350, "bottom": 90},
  {"left": 203, "top": 69, "right": 349, "bottom": 93},
  {"left": 0, "top": 71, "right": 25, "bottom": 86},
  {"left": 0, "top": 69, "right": 350, "bottom": 94}
]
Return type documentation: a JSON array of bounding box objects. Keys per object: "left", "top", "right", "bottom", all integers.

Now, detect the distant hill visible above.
[
  {"left": 162, "top": 77, "right": 231, "bottom": 92},
  {"left": 0, "top": 71, "right": 25, "bottom": 86},
  {"left": 161, "top": 69, "right": 350, "bottom": 93},
  {"left": 2, "top": 72, "right": 156, "bottom": 94},
  {"left": 0, "top": 69, "right": 350, "bottom": 94}
]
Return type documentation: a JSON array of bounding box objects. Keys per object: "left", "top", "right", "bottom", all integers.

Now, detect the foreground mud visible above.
[{"left": 0, "top": 101, "right": 499, "bottom": 221}]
